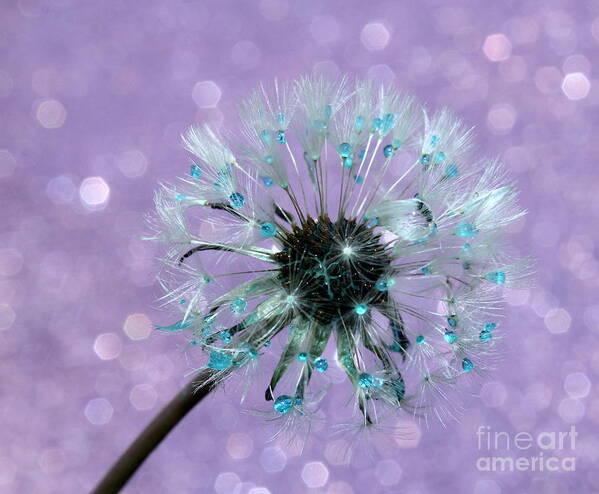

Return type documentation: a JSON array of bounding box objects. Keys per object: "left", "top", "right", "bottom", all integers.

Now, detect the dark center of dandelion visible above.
[{"left": 273, "top": 215, "right": 393, "bottom": 324}]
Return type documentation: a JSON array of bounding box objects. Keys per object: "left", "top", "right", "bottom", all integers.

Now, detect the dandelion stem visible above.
[{"left": 91, "top": 369, "right": 218, "bottom": 494}]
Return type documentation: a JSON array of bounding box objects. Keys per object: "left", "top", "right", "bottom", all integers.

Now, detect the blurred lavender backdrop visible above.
[{"left": 1, "top": 0, "right": 598, "bottom": 493}]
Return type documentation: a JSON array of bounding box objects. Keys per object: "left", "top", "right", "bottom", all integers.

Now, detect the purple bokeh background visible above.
[{"left": 2, "top": 0, "right": 598, "bottom": 492}]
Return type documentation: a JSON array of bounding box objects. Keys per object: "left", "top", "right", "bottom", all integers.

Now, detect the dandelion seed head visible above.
[{"left": 147, "top": 74, "right": 532, "bottom": 435}]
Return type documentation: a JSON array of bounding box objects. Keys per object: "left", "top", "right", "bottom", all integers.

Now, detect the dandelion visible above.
[
  {"left": 94, "top": 75, "right": 531, "bottom": 493},
  {"left": 147, "top": 74, "right": 532, "bottom": 423}
]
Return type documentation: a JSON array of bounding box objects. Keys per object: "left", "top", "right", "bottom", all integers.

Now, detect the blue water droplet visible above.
[
  {"left": 190, "top": 164, "right": 202, "bottom": 178},
  {"left": 264, "top": 155, "right": 274, "bottom": 164},
  {"left": 358, "top": 372, "right": 374, "bottom": 388},
  {"left": 297, "top": 352, "right": 308, "bottom": 362},
  {"left": 343, "top": 157, "right": 353, "bottom": 168},
  {"left": 276, "top": 112, "right": 286, "bottom": 127},
  {"left": 388, "top": 343, "right": 402, "bottom": 353},
  {"left": 354, "top": 175, "right": 363, "bottom": 184},
  {"left": 420, "top": 154, "right": 431, "bottom": 165},
  {"left": 371, "top": 117, "right": 382, "bottom": 131},
  {"left": 413, "top": 222, "right": 437, "bottom": 244},
  {"left": 462, "top": 358, "right": 474, "bottom": 373},
  {"left": 484, "top": 322, "right": 497, "bottom": 332},
  {"left": 230, "top": 298, "right": 247, "bottom": 314},
  {"left": 430, "top": 135, "right": 440, "bottom": 147},
  {"left": 260, "top": 222, "right": 277, "bottom": 237},
  {"left": 455, "top": 222, "right": 479, "bottom": 237},
  {"left": 274, "top": 395, "right": 294, "bottom": 414},
  {"left": 381, "top": 113, "right": 395, "bottom": 134},
  {"left": 434, "top": 151, "right": 446, "bottom": 164},
  {"left": 338, "top": 142, "right": 352, "bottom": 158},
  {"left": 479, "top": 330, "right": 492, "bottom": 342},
  {"left": 416, "top": 335, "right": 425, "bottom": 344},
  {"left": 377, "top": 278, "right": 394, "bottom": 291},
  {"left": 313, "top": 357, "right": 328, "bottom": 372},
  {"left": 229, "top": 192, "right": 245, "bottom": 209},
  {"left": 208, "top": 351, "right": 232, "bottom": 371},
  {"left": 260, "top": 176, "right": 274, "bottom": 187},
  {"left": 383, "top": 144, "right": 394, "bottom": 158},
  {"left": 175, "top": 193, "right": 189, "bottom": 201},
  {"left": 263, "top": 340, "right": 271, "bottom": 347},
  {"left": 375, "top": 279, "right": 388, "bottom": 291},
  {"left": 364, "top": 216, "right": 378, "bottom": 228},
  {"left": 355, "top": 304, "right": 368, "bottom": 316},
  {"left": 447, "top": 315, "right": 458, "bottom": 328},
  {"left": 444, "top": 164, "right": 458, "bottom": 178},
  {"left": 312, "top": 119, "right": 327, "bottom": 132},
  {"left": 485, "top": 271, "right": 506, "bottom": 284},
  {"left": 260, "top": 129, "right": 272, "bottom": 145},
  {"left": 354, "top": 115, "right": 365, "bottom": 132},
  {"left": 444, "top": 330, "right": 457, "bottom": 343},
  {"left": 275, "top": 130, "right": 286, "bottom": 144},
  {"left": 220, "top": 331, "right": 231, "bottom": 343}
]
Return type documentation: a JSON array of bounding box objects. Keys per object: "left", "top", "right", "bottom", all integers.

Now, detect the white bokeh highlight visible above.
[
  {"left": 79, "top": 177, "right": 110, "bottom": 209},
  {"left": 84, "top": 398, "right": 114, "bottom": 425},
  {"left": 564, "top": 372, "right": 591, "bottom": 399},
  {"left": 117, "top": 149, "right": 148, "bottom": 178},
  {"left": 483, "top": 33, "right": 512, "bottom": 61},
  {"left": 301, "top": 461, "right": 329, "bottom": 488},
  {"left": 35, "top": 99, "right": 67, "bottom": 129},
  {"left": 192, "top": 80, "right": 222, "bottom": 108},
  {"left": 561, "top": 72, "right": 591, "bottom": 100},
  {"left": 123, "top": 313, "right": 152, "bottom": 340},
  {"left": 544, "top": 307, "right": 571, "bottom": 334},
  {"left": 94, "top": 333, "right": 122, "bottom": 360},
  {"left": 360, "top": 22, "right": 390, "bottom": 51}
]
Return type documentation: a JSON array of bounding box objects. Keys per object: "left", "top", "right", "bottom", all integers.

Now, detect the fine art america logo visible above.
[{"left": 476, "top": 425, "right": 577, "bottom": 472}]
